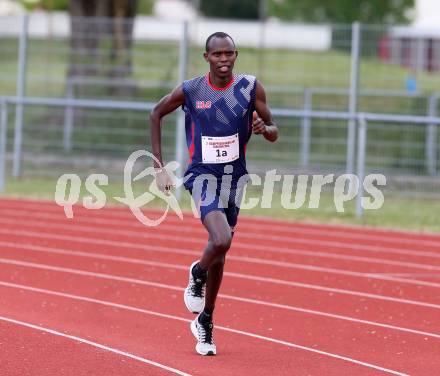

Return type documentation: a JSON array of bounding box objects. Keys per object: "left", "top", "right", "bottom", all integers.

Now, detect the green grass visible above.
[{"left": 3, "top": 176, "right": 440, "bottom": 233}]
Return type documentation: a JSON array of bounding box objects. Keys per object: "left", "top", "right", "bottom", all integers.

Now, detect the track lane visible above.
[
  {"left": 0, "top": 260, "right": 439, "bottom": 339},
  {"left": 3, "top": 223, "right": 439, "bottom": 287},
  {"left": 1, "top": 198, "right": 435, "bottom": 374},
  {"left": 1, "top": 247, "right": 439, "bottom": 335},
  {"left": 1, "top": 198, "right": 440, "bottom": 249},
  {"left": 0, "top": 320, "right": 191, "bottom": 376},
  {"left": 1, "top": 227, "right": 439, "bottom": 305},
  {"left": 0, "top": 251, "right": 440, "bottom": 346},
  {"left": 1, "top": 206, "right": 438, "bottom": 259},
  {"left": 2, "top": 212, "right": 440, "bottom": 271},
  {"left": 0, "top": 276, "right": 420, "bottom": 374},
  {"left": 0, "top": 283, "right": 408, "bottom": 376}
]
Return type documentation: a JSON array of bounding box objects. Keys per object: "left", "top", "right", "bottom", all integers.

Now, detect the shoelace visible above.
[
  {"left": 190, "top": 278, "right": 205, "bottom": 298},
  {"left": 199, "top": 321, "right": 214, "bottom": 344}
]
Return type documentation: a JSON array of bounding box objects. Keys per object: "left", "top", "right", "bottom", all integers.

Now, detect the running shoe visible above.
[
  {"left": 190, "top": 314, "right": 216, "bottom": 356},
  {"left": 184, "top": 261, "right": 206, "bottom": 313}
]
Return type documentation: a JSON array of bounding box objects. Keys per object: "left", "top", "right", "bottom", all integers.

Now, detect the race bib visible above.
[{"left": 201, "top": 133, "right": 239, "bottom": 164}]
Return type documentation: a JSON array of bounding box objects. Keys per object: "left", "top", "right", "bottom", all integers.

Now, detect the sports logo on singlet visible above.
[{"left": 196, "top": 101, "right": 212, "bottom": 109}]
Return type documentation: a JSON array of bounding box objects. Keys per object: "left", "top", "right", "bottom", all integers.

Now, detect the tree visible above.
[
  {"left": 268, "top": 0, "right": 415, "bottom": 24},
  {"left": 199, "top": 0, "right": 259, "bottom": 20},
  {"left": 68, "top": 0, "right": 138, "bottom": 88}
]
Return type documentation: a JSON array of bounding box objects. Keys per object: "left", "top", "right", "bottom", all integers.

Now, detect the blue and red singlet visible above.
[
  {"left": 181, "top": 73, "right": 257, "bottom": 224},
  {"left": 182, "top": 73, "right": 257, "bottom": 188}
]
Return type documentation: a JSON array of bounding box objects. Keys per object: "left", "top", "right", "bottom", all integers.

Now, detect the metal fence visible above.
[{"left": 0, "top": 14, "right": 440, "bottom": 207}]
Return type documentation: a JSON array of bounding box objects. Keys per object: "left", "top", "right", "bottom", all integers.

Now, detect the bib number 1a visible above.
[{"left": 201, "top": 133, "right": 239, "bottom": 164}]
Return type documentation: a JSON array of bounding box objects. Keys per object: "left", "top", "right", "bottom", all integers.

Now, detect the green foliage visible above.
[
  {"left": 19, "top": 0, "right": 153, "bottom": 14},
  {"left": 137, "top": 0, "right": 155, "bottom": 15},
  {"left": 199, "top": 0, "right": 259, "bottom": 20},
  {"left": 269, "top": 0, "right": 415, "bottom": 24},
  {"left": 19, "top": 0, "right": 69, "bottom": 11}
]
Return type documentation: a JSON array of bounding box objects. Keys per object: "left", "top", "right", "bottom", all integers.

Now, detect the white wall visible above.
[
  {"left": 413, "top": 0, "right": 440, "bottom": 28},
  {"left": 0, "top": 0, "right": 24, "bottom": 15},
  {"left": 190, "top": 19, "right": 331, "bottom": 50}
]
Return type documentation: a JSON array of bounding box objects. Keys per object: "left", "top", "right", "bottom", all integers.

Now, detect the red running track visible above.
[{"left": 0, "top": 197, "right": 439, "bottom": 375}]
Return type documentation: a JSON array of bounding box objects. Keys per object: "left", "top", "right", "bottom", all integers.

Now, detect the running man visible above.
[{"left": 150, "top": 32, "right": 278, "bottom": 356}]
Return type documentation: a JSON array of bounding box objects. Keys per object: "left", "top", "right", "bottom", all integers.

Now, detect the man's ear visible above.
[
  {"left": 203, "top": 52, "right": 209, "bottom": 62},
  {"left": 235, "top": 50, "right": 238, "bottom": 58}
]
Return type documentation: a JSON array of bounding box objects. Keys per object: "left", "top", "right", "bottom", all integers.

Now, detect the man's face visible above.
[{"left": 204, "top": 37, "right": 238, "bottom": 78}]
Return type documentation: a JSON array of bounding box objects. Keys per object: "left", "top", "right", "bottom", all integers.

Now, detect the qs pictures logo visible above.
[{"left": 54, "top": 150, "right": 184, "bottom": 227}]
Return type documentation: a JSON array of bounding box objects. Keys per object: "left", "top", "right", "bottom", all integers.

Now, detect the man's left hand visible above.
[{"left": 252, "top": 111, "right": 267, "bottom": 135}]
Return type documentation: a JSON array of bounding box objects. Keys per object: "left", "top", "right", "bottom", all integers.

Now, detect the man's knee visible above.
[{"left": 211, "top": 232, "right": 232, "bottom": 254}]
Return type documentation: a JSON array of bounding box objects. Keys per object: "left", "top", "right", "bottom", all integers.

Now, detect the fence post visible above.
[
  {"left": 13, "top": 13, "right": 29, "bottom": 178},
  {"left": 347, "top": 22, "right": 361, "bottom": 174},
  {"left": 425, "top": 94, "right": 437, "bottom": 176},
  {"left": 174, "top": 21, "right": 189, "bottom": 201},
  {"left": 356, "top": 114, "right": 367, "bottom": 218},
  {"left": 63, "top": 77, "right": 75, "bottom": 152},
  {"left": 300, "top": 88, "right": 312, "bottom": 167},
  {"left": 0, "top": 100, "right": 8, "bottom": 193},
  {"left": 257, "top": 3, "right": 267, "bottom": 80}
]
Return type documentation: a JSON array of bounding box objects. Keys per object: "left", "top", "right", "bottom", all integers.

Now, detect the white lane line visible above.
[
  {"left": 224, "top": 270, "right": 440, "bottom": 309},
  {"left": 1, "top": 227, "right": 438, "bottom": 289},
  {"left": 2, "top": 197, "right": 439, "bottom": 247},
  {"left": 234, "top": 255, "right": 440, "bottom": 288},
  {"left": 0, "top": 282, "right": 409, "bottom": 376},
  {"left": 372, "top": 273, "right": 440, "bottom": 278},
  {"left": 0, "top": 315, "right": 192, "bottom": 376},
  {"left": 365, "top": 274, "right": 440, "bottom": 288},
  {"left": 217, "top": 293, "right": 440, "bottom": 339},
  {"left": 1, "top": 212, "right": 439, "bottom": 270},
  {"left": 0, "top": 254, "right": 439, "bottom": 312}
]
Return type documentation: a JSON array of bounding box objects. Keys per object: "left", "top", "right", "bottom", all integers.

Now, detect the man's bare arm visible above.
[
  {"left": 252, "top": 81, "right": 278, "bottom": 142},
  {"left": 149, "top": 85, "right": 185, "bottom": 168}
]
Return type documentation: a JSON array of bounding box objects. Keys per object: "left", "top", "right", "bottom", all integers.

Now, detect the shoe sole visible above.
[{"left": 190, "top": 320, "right": 216, "bottom": 356}]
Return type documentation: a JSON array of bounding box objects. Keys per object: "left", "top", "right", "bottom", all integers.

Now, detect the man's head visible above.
[{"left": 204, "top": 32, "right": 238, "bottom": 79}]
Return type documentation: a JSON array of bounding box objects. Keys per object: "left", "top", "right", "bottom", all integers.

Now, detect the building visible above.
[
  {"left": 379, "top": 27, "right": 440, "bottom": 72},
  {"left": 378, "top": 0, "right": 440, "bottom": 72}
]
